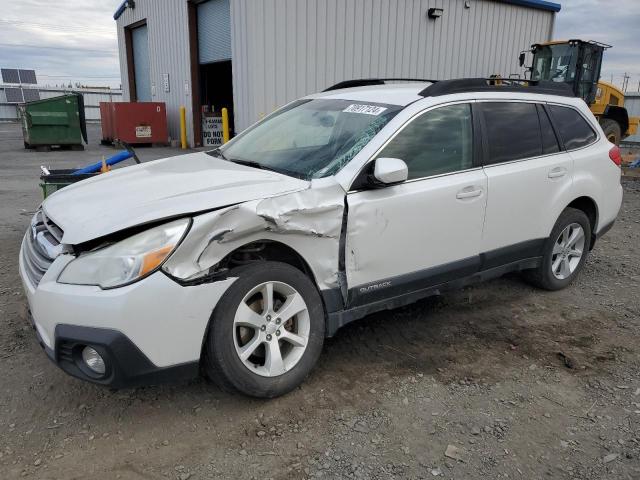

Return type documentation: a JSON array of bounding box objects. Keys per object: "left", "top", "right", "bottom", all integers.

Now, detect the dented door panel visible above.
[{"left": 345, "top": 169, "right": 488, "bottom": 306}]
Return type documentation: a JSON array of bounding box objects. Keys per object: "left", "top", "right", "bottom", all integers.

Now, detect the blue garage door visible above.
[
  {"left": 131, "top": 24, "right": 151, "bottom": 101},
  {"left": 198, "top": 0, "right": 232, "bottom": 64}
]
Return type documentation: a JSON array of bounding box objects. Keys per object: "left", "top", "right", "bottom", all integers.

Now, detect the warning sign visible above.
[{"left": 202, "top": 115, "right": 223, "bottom": 147}]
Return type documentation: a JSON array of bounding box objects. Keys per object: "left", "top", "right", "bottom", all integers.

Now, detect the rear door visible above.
[
  {"left": 345, "top": 103, "right": 488, "bottom": 307},
  {"left": 478, "top": 101, "right": 574, "bottom": 267}
]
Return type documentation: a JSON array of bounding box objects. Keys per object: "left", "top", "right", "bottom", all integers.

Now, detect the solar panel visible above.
[
  {"left": 1, "top": 68, "right": 20, "bottom": 84},
  {"left": 22, "top": 88, "right": 40, "bottom": 102},
  {"left": 4, "top": 87, "right": 24, "bottom": 103},
  {"left": 18, "top": 69, "right": 37, "bottom": 84}
]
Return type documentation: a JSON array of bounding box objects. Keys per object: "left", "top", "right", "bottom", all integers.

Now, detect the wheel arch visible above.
[
  {"left": 198, "top": 239, "right": 330, "bottom": 362},
  {"left": 565, "top": 196, "right": 599, "bottom": 249}
]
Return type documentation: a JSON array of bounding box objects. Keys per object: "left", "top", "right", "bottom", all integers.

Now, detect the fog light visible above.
[{"left": 81, "top": 346, "right": 106, "bottom": 375}]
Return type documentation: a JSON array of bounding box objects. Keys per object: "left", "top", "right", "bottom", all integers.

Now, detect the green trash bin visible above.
[
  {"left": 40, "top": 169, "right": 98, "bottom": 199},
  {"left": 20, "top": 93, "right": 88, "bottom": 151}
]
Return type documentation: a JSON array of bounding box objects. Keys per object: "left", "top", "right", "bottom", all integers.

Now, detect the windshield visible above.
[
  {"left": 209, "top": 99, "right": 402, "bottom": 180},
  {"left": 530, "top": 44, "right": 578, "bottom": 83}
]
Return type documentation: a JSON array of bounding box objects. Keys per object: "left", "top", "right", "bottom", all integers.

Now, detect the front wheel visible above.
[
  {"left": 523, "top": 208, "right": 591, "bottom": 291},
  {"left": 203, "top": 261, "right": 325, "bottom": 398}
]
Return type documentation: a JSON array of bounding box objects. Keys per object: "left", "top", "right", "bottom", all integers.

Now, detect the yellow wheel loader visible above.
[{"left": 519, "top": 39, "right": 639, "bottom": 145}]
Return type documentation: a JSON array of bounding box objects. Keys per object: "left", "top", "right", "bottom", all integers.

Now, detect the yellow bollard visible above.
[
  {"left": 179, "top": 106, "right": 187, "bottom": 149},
  {"left": 221, "top": 108, "right": 230, "bottom": 144}
]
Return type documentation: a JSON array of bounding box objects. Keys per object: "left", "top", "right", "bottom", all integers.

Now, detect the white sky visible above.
[{"left": 0, "top": 0, "right": 637, "bottom": 91}]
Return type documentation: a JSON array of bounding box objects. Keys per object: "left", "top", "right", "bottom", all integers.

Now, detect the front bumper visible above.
[
  {"left": 19, "top": 240, "right": 236, "bottom": 387},
  {"left": 31, "top": 319, "right": 201, "bottom": 388}
]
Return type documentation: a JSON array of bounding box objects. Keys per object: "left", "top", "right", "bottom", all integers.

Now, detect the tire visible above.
[
  {"left": 523, "top": 208, "right": 591, "bottom": 291},
  {"left": 203, "top": 261, "right": 325, "bottom": 398},
  {"left": 600, "top": 118, "right": 621, "bottom": 145}
]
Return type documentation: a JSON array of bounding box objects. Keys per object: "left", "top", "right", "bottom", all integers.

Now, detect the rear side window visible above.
[
  {"left": 538, "top": 105, "right": 560, "bottom": 154},
  {"left": 480, "top": 102, "right": 542, "bottom": 164},
  {"left": 548, "top": 105, "right": 597, "bottom": 150}
]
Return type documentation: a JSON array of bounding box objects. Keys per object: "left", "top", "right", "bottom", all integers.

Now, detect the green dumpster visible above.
[
  {"left": 39, "top": 169, "right": 98, "bottom": 199},
  {"left": 20, "top": 93, "right": 88, "bottom": 151}
]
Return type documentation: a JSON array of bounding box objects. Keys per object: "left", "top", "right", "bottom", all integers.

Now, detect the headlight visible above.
[{"left": 58, "top": 218, "right": 190, "bottom": 289}]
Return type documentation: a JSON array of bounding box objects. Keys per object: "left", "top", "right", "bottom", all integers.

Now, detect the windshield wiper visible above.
[
  {"left": 207, "top": 147, "right": 228, "bottom": 161},
  {"left": 230, "top": 159, "right": 279, "bottom": 172}
]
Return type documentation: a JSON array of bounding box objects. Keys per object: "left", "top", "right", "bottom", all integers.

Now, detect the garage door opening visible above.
[{"left": 195, "top": 0, "right": 234, "bottom": 148}]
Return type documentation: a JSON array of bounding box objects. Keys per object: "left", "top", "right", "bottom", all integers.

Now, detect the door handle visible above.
[
  {"left": 548, "top": 167, "right": 568, "bottom": 179},
  {"left": 456, "top": 186, "right": 483, "bottom": 199}
]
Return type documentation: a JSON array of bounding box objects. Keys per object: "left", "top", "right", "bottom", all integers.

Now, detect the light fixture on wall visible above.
[
  {"left": 125, "top": 0, "right": 135, "bottom": 9},
  {"left": 427, "top": 7, "right": 444, "bottom": 19}
]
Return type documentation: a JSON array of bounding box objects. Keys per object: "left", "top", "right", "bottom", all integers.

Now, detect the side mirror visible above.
[
  {"left": 373, "top": 157, "right": 408, "bottom": 185},
  {"left": 519, "top": 52, "right": 526, "bottom": 67}
]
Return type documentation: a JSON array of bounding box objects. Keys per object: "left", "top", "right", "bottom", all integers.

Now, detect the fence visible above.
[{"left": 0, "top": 86, "right": 123, "bottom": 123}]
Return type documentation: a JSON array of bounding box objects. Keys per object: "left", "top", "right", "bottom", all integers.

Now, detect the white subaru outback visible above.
[{"left": 20, "top": 78, "right": 622, "bottom": 397}]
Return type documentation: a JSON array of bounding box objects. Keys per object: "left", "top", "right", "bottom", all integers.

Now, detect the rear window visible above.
[
  {"left": 548, "top": 105, "right": 597, "bottom": 150},
  {"left": 479, "top": 102, "right": 542, "bottom": 164}
]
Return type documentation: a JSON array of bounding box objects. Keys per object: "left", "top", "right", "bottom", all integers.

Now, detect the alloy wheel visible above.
[
  {"left": 233, "top": 281, "right": 310, "bottom": 377},
  {"left": 551, "top": 222, "right": 585, "bottom": 280}
]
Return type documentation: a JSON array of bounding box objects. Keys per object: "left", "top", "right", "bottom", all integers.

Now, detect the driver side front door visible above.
[{"left": 344, "top": 102, "right": 487, "bottom": 307}]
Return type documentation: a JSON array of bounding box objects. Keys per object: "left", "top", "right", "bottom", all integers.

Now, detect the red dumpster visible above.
[{"left": 100, "top": 102, "right": 168, "bottom": 145}]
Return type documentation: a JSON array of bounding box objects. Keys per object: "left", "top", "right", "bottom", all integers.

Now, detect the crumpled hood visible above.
[{"left": 43, "top": 152, "right": 309, "bottom": 244}]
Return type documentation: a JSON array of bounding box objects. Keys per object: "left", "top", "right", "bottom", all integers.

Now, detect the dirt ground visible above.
[{"left": 1, "top": 123, "right": 639, "bottom": 480}]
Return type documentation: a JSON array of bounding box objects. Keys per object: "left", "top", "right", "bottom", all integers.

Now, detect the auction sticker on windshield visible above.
[{"left": 343, "top": 104, "right": 388, "bottom": 115}]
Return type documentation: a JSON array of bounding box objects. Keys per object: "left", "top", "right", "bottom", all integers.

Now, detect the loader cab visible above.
[{"left": 526, "top": 40, "right": 608, "bottom": 106}]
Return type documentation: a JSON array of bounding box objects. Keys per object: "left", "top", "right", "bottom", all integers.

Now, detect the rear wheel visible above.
[
  {"left": 203, "top": 261, "right": 325, "bottom": 398},
  {"left": 523, "top": 208, "right": 591, "bottom": 291},
  {"left": 600, "top": 118, "right": 621, "bottom": 145}
]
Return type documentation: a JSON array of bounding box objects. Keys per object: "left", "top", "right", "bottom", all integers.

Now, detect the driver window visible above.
[{"left": 376, "top": 104, "right": 473, "bottom": 180}]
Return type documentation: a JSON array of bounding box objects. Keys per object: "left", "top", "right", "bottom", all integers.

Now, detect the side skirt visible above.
[{"left": 325, "top": 257, "right": 541, "bottom": 337}]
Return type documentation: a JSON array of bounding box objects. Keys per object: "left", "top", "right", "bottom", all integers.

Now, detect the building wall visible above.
[
  {"left": 623, "top": 93, "right": 640, "bottom": 145},
  {"left": 0, "top": 87, "right": 122, "bottom": 122},
  {"left": 116, "top": 0, "right": 194, "bottom": 145},
  {"left": 231, "top": 0, "right": 555, "bottom": 131}
]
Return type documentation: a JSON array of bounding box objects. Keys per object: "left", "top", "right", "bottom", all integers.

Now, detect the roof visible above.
[
  {"left": 114, "top": 0, "right": 560, "bottom": 21},
  {"left": 113, "top": 0, "right": 128, "bottom": 20},
  {"left": 310, "top": 78, "right": 579, "bottom": 107},
  {"left": 498, "top": 0, "right": 561, "bottom": 12}
]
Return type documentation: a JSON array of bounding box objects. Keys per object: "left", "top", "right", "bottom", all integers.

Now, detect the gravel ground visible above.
[{"left": 1, "top": 123, "right": 639, "bottom": 480}]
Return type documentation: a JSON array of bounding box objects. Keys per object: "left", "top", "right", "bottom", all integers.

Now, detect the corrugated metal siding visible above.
[
  {"left": 116, "top": 0, "right": 194, "bottom": 144},
  {"left": 230, "top": 0, "right": 555, "bottom": 131},
  {"left": 198, "top": 0, "right": 232, "bottom": 64},
  {"left": 623, "top": 93, "right": 640, "bottom": 144}
]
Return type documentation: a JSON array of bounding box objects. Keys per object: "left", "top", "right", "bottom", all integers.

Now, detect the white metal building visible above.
[{"left": 114, "top": 0, "right": 560, "bottom": 147}]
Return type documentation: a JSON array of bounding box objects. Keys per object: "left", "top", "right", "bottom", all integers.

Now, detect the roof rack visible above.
[
  {"left": 323, "top": 78, "right": 437, "bottom": 92},
  {"left": 418, "top": 78, "right": 575, "bottom": 98}
]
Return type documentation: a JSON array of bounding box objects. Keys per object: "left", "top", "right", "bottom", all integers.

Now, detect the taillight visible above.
[{"left": 609, "top": 146, "right": 622, "bottom": 166}]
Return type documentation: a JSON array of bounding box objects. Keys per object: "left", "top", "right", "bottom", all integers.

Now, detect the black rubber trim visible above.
[
  {"left": 47, "top": 324, "right": 198, "bottom": 388},
  {"left": 480, "top": 238, "right": 545, "bottom": 271},
  {"left": 326, "top": 257, "right": 540, "bottom": 337},
  {"left": 324, "top": 238, "right": 546, "bottom": 336},
  {"left": 348, "top": 255, "right": 480, "bottom": 308}
]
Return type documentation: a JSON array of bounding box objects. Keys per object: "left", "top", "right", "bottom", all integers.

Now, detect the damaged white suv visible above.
[{"left": 20, "top": 78, "right": 622, "bottom": 397}]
